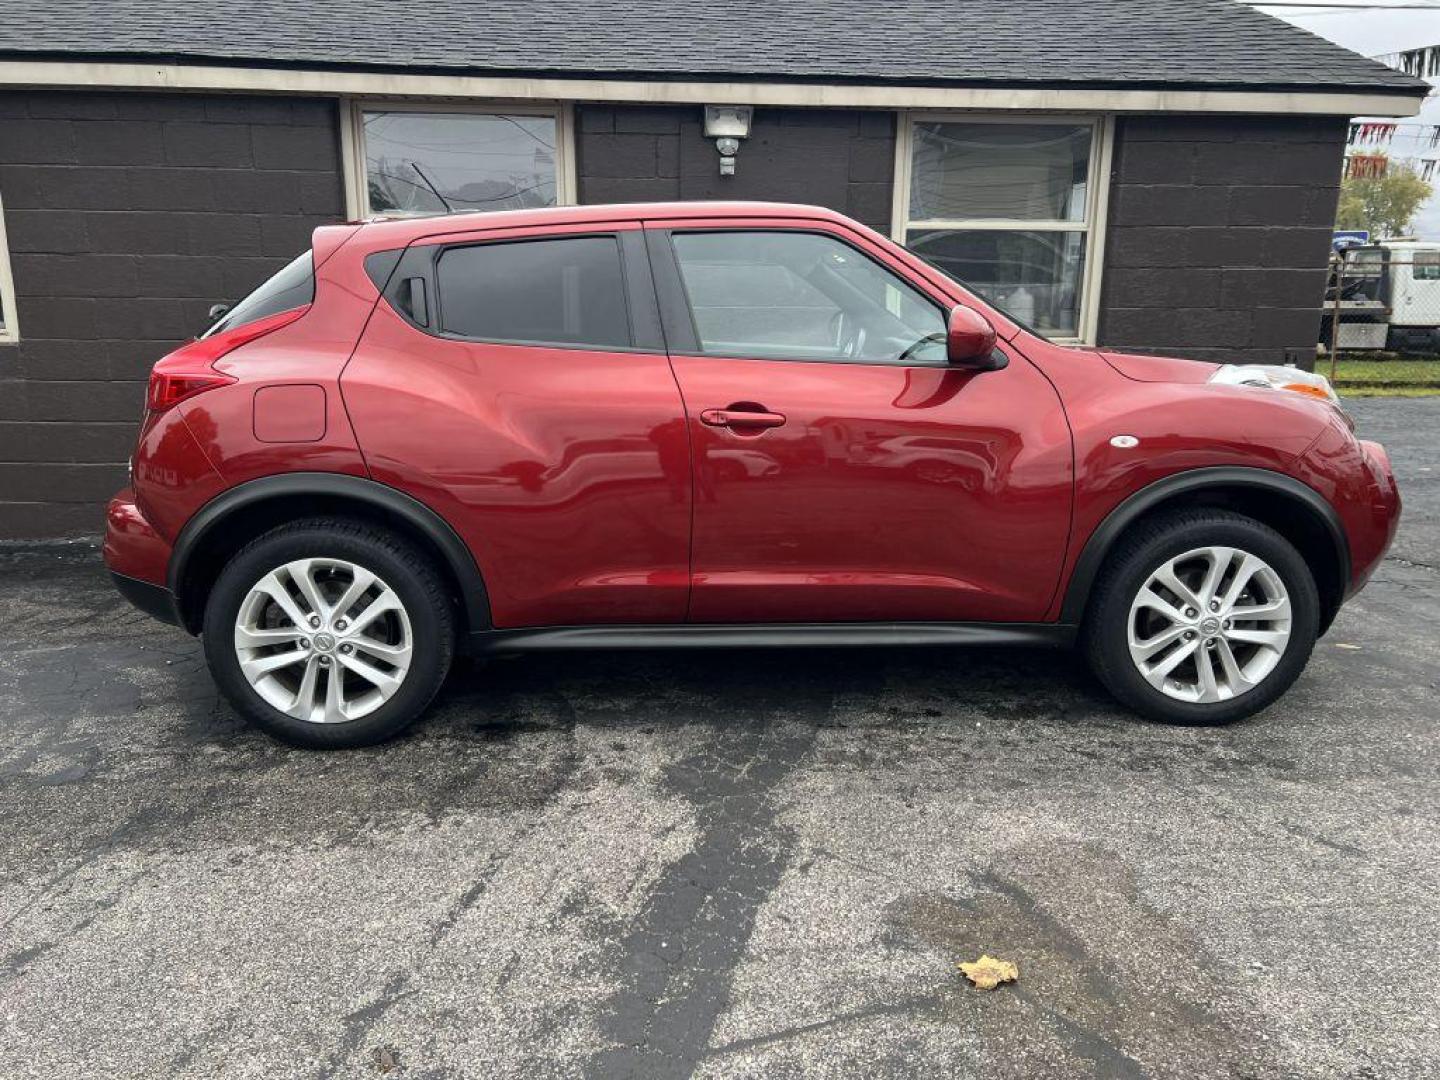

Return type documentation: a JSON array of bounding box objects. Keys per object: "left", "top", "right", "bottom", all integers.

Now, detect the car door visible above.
[
  {"left": 341, "top": 222, "right": 692, "bottom": 628},
  {"left": 646, "top": 219, "right": 1073, "bottom": 624}
]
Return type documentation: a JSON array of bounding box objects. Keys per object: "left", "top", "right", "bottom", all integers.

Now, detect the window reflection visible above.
[
  {"left": 904, "top": 119, "right": 1098, "bottom": 341},
  {"left": 910, "top": 123, "right": 1091, "bottom": 223},
  {"left": 363, "top": 111, "right": 558, "bottom": 215},
  {"left": 908, "top": 229, "right": 1085, "bottom": 339}
]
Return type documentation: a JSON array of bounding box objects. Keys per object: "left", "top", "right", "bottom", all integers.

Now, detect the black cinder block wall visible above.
[
  {"left": 1099, "top": 115, "right": 1346, "bottom": 366},
  {"left": 0, "top": 90, "right": 344, "bottom": 537},
  {"left": 575, "top": 105, "right": 896, "bottom": 234}
]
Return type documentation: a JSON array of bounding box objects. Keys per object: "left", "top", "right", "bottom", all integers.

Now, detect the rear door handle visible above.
[{"left": 700, "top": 407, "right": 787, "bottom": 430}]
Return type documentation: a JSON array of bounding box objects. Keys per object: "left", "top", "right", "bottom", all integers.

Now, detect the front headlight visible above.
[{"left": 1208, "top": 364, "right": 1341, "bottom": 406}]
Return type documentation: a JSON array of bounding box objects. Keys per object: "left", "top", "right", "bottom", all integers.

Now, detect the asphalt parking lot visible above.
[{"left": 1, "top": 397, "right": 1437, "bottom": 1079}]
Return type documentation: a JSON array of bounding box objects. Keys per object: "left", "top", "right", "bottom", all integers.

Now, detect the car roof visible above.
[
  {"left": 318, "top": 198, "right": 1025, "bottom": 342},
  {"left": 351, "top": 201, "right": 856, "bottom": 245}
]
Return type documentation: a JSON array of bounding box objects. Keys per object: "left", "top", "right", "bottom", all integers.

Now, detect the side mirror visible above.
[
  {"left": 946, "top": 306, "right": 1001, "bottom": 369},
  {"left": 206, "top": 303, "right": 230, "bottom": 327}
]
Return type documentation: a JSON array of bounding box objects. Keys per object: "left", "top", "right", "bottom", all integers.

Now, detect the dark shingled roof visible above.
[{"left": 0, "top": 0, "right": 1426, "bottom": 97}]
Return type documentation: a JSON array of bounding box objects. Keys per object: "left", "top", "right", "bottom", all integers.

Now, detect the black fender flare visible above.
[
  {"left": 169, "top": 472, "right": 492, "bottom": 631},
  {"left": 1059, "top": 466, "right": 1350, "bottom": 624}
]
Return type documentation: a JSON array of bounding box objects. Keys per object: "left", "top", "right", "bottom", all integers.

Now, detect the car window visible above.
[
  {"left": 1413, "top": 251, "right": 1440, "bottom": 281},
  {"left": 671, "top": 231, "right": 947, "bottom": 365},
  {"left": 436, "top": 235, "right": 631, "bottom": 349},
  {"left": 205, "top": 251, "right": 314, "bottom": 337},
  {"left": 1348, "top": 249, "right": 1384, "bottom": 274}
]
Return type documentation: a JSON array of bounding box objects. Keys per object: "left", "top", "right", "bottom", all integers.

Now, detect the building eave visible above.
[{"left": 0, "top": 58, "right": 1426, "bottom": 117}]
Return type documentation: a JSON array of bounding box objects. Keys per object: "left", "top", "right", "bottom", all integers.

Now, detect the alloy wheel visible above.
[
  {"left": 233, "top": 558, "right": 414, "bottom": 724},
  {"left": 1126, "top": 545, "right": 1292, "bottom": 704}
]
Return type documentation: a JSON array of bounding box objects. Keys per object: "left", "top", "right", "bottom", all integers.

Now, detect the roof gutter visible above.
[{"left": 0, "top": 59, "right": 1425, "bottom": 117}]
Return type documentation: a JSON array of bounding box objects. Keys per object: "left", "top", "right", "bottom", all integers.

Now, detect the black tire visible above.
[
  {"left": 202, "top": 518, "right": 455, "bottom": 749},
  {"left": 1387, "top": 327, "right": 1429, "bottom": 355},
  {"left": 1082, "top": 509, "right": 1320, "bottom": 726}
]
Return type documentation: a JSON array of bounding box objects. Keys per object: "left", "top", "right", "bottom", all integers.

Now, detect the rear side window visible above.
[
  {"left": 435, "top": 236, "right": 631, "bottom": 349},
  {"left": 205, "top": 251, "right": 314, "bottom": 338}
]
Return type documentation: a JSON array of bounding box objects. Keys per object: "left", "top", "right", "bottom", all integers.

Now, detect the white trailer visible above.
[{"left": 1333, "top": 241, "right": 1440, "bottom": 352}]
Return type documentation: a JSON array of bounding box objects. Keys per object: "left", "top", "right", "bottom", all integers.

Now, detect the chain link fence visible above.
[{"left": 1321, "top": 248, "right": 1440, "bottom": 391}]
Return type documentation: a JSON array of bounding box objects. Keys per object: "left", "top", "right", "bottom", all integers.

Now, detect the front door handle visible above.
[{"left": 700, "top": 407, "right": 787, "bottom": 431}]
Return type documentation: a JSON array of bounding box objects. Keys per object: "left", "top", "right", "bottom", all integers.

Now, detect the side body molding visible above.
[
  {"left": 1059, "top": 466, "right": 1351, "bottom": 624},
  {"left": 168, "top": 472, "right": 492, "bottom": 631}
]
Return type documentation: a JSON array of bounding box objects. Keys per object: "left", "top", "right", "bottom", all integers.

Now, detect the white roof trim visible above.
[{"left": 0, "top": 60, "right": 1424, "bottom": 117}]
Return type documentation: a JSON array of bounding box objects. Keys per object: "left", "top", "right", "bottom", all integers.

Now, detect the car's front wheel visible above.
[
  {"left": 1083, "top": 509, "right": 1320, "bottom": 725},
  {"left": 203, "top": 519, "right": 454, "bottom": 748}
]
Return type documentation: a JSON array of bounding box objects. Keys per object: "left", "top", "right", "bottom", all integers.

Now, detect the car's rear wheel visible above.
[
  {"left": 203, "top": 519, "right": 454, "bottom": 748},
  {"left": 1083, "top": 509, "right": 1320, "bottom": 725}
]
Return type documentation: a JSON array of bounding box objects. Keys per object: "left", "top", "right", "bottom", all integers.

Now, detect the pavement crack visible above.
[
  {"left": 1017, "top": 989, "right": 1148, "bottom": 1080},
  {"left": 1, "top": 801, "right": 206, "bottom": 934},
  {"left": 1384, "top": 554, "right": 1439, "bottom": 575},
  {"left": 312, "top": 837, "right": 524, "bottom": 1077},
  {"left": 323, "top": 970, "right": 417, "bottom": 1075},
  {"left": 702, "top": 995, "right": 940, "bottom": 1059},
  {"left": 427, "top": 852, "right": 505, "bottom": 948}
]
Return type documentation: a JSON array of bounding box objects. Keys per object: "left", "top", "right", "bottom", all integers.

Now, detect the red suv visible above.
[{"left": 104, "top": 203, "right": 1400, "bottom": 748}]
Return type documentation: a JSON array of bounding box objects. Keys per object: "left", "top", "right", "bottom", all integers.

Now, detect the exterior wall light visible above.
[{"left": 704, "top": 105, "right": 753, "bottom": 176}]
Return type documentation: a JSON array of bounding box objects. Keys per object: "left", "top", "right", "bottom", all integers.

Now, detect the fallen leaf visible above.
[
  {"left": 958, "top": 954, "right": 1019, "bottom": 990},
  {"left": 1334, "top": 643, "right": 1362, "bottom": 650}
]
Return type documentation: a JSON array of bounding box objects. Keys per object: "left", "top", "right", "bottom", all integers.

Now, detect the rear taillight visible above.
[
  {"left": 146, "top": 305, "right": 309, "bottom": 413},
  {"left": 147, "top": 369, "right": 237, "bottom": 412}
]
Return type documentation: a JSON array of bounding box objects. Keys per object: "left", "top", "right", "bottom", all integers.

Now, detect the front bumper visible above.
[
  {"left": 103, "top": 488, "right": 181, "bottom": 627},
  {"left": 1351, "top": 438, "right": 1402, "bottom": 594}
]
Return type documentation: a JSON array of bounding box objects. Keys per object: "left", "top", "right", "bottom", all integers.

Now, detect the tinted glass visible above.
[
  {"left": 672, "top": 231, "right": 946, "bottom": 365},
  {"left": 364, "top": 111, "right": 558, "bottom": 215},
  {"left": 910, "top": 123, "right": 1092, "bottom": 222},
  {"left": 436, "top": 236, "right": 631, "bottom": 348},
  {"left": 205, "top": 251, "right": 314, "bottom": 337},
  {"left": 908, "top": 228, "right": 1085, "bottom": 339}
]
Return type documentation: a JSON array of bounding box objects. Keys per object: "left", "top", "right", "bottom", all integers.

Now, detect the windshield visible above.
[{"left": 204, "top": 251, "right": 314, "bottom": 338}]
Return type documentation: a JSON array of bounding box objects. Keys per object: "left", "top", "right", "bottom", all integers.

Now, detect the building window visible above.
[
  {"left": 893, "top": 115, "right": 1111, "bottom": 343},
  {"left": 344, "top": 102, "right": 575, "bottom": 218},
  {"left": 0, "top": 187, "right": 16, "bottom": 345}
]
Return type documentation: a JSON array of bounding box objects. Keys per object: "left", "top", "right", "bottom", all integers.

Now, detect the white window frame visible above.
[
  {"left": 339, "top": 98, "right": 577, "bottom": 220},
  {"left": 0, "top": 186, "right": 17, "bottom": 345},
  {"left": 891, "top": 112, "right": 1114, "bottom": 345}
]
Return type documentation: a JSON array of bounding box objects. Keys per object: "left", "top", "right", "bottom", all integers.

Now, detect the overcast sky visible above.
[{"left": 1259, "top": 2, "right": 1440, "bottom": 237}]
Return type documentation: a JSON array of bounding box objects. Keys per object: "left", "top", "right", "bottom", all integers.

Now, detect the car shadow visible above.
[{"left": 425, "top": 643, "right": 1115, "bottom": 742}]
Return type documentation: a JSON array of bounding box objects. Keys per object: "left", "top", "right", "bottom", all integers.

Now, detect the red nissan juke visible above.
[{"left": 104, "top": 202, "right": 1400, "bottom": 748}]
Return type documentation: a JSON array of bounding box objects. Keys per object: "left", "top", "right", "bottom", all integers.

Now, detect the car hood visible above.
[{"left": 1095, "top": 350, "right": 1220, "bottom": 384}]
